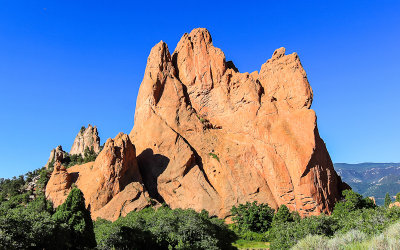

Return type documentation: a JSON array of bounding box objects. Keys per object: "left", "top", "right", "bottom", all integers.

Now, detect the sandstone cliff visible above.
[
  {"left": 45, "top": 28, "right": 348, "bottom": 221},
  {"left": 129, "top": 28, "right": 348, "bottom": 218},
  {"left": 46, "top": 133, "right": 152, "bottom": 221},
  {"left": 70, "top": 124, "right": 101, "bottom": 157}
]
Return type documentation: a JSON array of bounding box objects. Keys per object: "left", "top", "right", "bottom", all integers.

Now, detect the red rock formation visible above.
[
  {"left": 46, "top": 133, "right": 152, "bottom": 221},
  {"left": 389, "top": 202, "right": 400, "bottom": 208},
  {"left": 129, "top": 28, "right": 348, "bottom": 218},
  {"left": 44, "top": 145, "right": 67, "bottom": 169},
  {"left": 45, "top": 161, "right": 72, "bottom": 207},
  {"left": 46, "top": 28, "right": 348, "bottom": 220}
]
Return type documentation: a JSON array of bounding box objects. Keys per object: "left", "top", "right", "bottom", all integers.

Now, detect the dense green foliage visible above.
[
  {"left": 0, "top": 186, "right": 95, "bottom": 249},
  {"left": 229, "top": 190, "right": 400, "bottom": 249},
  {"left": 3, "top": 165, "right": 400, "bottom": 249},
  {"left": 0, "top": 199, "right": 56, "bottom": 249},
  {"left": 94, "top": 206, "right": 237, "bottom": 250},
  {"left": 62, "top": 146, "right": 99, "bottom": 168},
  {"left": 293, "top": 221, "right": 400, "bottom": 249},
  {"left": 331, "top": 189, "right": 375, "bottom": 218},
  {"left": 231, "top": 201, "right": 274, "bottom": 233},
  {"left": 385, "top": 192, "right": 392, "bottom": 207},
  {"left": 0, "top": 168, "right": 44, "bottom": 200},
  {"left": 52, "top": 188, "right": 96, "bottom": 249},
  {"left": 268, "top": 190, "right": 400, "bottom": 249}
]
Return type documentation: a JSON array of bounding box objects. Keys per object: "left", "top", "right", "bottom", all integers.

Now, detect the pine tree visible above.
[
  {"left": 396, "top": 192, "right": 400, "bottom": 202},
  {"left": 272, "top": 204, "right": 293, "bottom": 225},
  {"left": 52, "top": 188, "right": 96, "bottom": 249},
  {"left": 384, "top": 192, "right": 392, "bottom": 207}
]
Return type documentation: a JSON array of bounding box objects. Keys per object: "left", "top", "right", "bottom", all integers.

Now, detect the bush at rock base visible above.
[{"left": 94, "top": 206, "right": 237, "bottom": 250}]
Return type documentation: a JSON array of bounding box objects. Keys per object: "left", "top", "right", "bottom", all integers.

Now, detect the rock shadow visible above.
[
  {"left": 69, "top": 172, "right": 79, "bottom": 183},
  {"left": 136, "top": 148, "right": 169, "bottom": 203}
]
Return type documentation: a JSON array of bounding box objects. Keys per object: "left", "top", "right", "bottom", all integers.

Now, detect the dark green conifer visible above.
[
  {"left": 52, "top": 188, "right": 96, "bottom": 249},
  {"left": 384, "top": 192, "right": 392, "bottom": 207}
]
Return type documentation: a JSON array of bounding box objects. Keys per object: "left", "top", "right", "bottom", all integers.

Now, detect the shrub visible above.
[
  {"left": 80, "top": 126, "right": 86, "bottom": 134},
  {"left": 95, "top": 207, "right": 237, "bottom": 250},
  {"left": 332, "top": 190, "right": 375, "bottom": 219},
  {"left": 0, "top": 206, "right": 57, "bottom": 249},
  {"left": 333, "top": 207, "right": 393, "bottom": 236},
  {"left": 84, "top": 146, "right": 97, "bottom": 162},
  {"left": 326, "top": 229, "right": 367, "bottom": 249},
  {"left": 208, "top": 153, "right": 220, "bottom": 162},
  {"left": 362, "top": 221, "right": 400, "bottom": 249},
  {"left": 269, "top": 215, "right": 335, "bottom": 249},
  {"left": 62, "top": 147, "right": 99, "bottom": 168},
  {"left": 272, "top": 205, "right": 296, "bottom": 225},
  {"left": 292, "top": 234, "right": 328, "bottom": 250},
  {"left": 231, "top": 201, "right": 275, "bottom": 234}
]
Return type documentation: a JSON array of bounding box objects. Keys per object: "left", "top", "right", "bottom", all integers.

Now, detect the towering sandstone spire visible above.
[
  {"left": 129, "top": 28, "right": 348, "bottom": 217},
  {"left": 45, "top": 28, "right": 348, "bottom": 221},
  {"left": 70, "top": 124, "right": 101, "bottom": 157}
]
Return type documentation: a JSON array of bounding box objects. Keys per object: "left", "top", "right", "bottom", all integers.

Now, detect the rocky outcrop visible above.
[
  {"left": 129, "top": 28, "right": 349, "bottom": 218},
  {"left": 45, "top": 133, "right": 152, "bottom": 221},
  {"left": 389, "top": 202, "right": 400, "bottom": 209},
  {"left": 45, "top": 161, "right": 72, "bottom": 207},
  {"left": 44, "top": 145, "right": 67, "bottom": 169},
  {"left": 45, "top": 28, "right": 348, "bottom": 220},
  {"left": 70, "top": 124, "right": 101, "bottom": 157}
]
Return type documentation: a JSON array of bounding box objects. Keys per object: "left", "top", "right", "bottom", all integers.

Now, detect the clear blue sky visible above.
[{"left": 1, "top": 1, "right": 399, "bottom": 178}]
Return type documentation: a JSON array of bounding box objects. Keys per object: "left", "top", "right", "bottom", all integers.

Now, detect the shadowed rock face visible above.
[
  {"left": 70, "top": 124, "right": 101, "bottom": 157},
  {"left": 129, "top": 28, "right": 349, "bottom": 218}
]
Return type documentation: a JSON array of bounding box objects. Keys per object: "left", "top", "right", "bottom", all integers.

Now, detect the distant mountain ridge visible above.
[{"left": 334, "top": 163, "right": 400, "bottom": 205}]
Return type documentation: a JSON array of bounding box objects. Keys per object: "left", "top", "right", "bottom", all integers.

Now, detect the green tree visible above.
[
  {"left": 94, "top": 206, "right": 237, "bottom": 250},
  {"left": 385, "top": 193, "right": 392, "bottom": 207},
  {"left": 332, "top": 190, "right": 375, "bottom": 218},
  {"left": 84, "top": 146, "right": 97, "bottom": 162},
  {"left": 231, "top": 201, "right": 275, "bottom": 233},
  {"left": 396, "top": 192, "right": 400, "bottom": 202},
  {"left": 0, "top": 206, "right": 57, "bottom": 249},
  {"left": 272, "top": 204, "right": 294, "bottom": 225},
  {"left": 52, "top": 188, "right": 96, "bottom": 249}
]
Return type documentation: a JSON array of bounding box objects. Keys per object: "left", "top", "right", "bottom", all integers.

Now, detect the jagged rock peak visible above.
[
  {"left": 129, "top": 28, "right": 348, "bottom": 218},
  {"left": 45, "top": 28, "right": 348, "bottom": 221},
  {"left": 44, "top": 145, "right": 67, "bottom": 169},
  {"left": 46, "top": 133, "right": 150, "bottom": 221},
  {"left": 70, "top": 124, "right": 101, "bottom": 157}
]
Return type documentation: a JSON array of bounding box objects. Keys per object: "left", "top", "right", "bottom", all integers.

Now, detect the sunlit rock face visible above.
[
  {"left": 129, "top": 28, "right": 349, "bottom": 218},
  {"left": 70, "top": 124, "right": 101, "bottom": 157},
  {"left": 46, "top": 133, "right": 152, "bottom": 221},
  {"left": 46, "top": 28, "right": 349, "bottom": 221}
]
